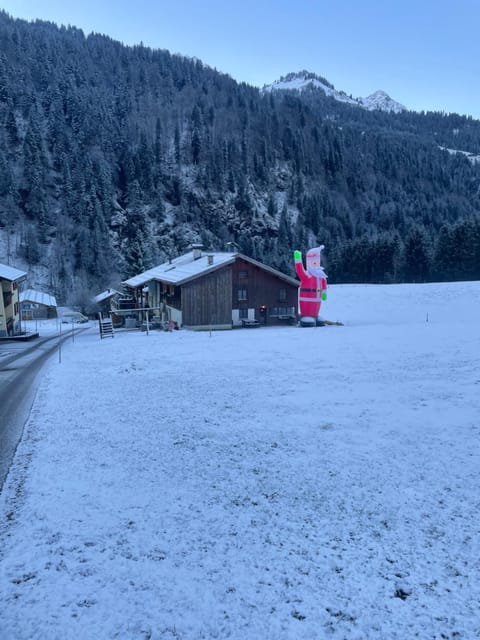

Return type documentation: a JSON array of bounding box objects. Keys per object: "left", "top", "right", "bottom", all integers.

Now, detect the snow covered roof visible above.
[
  {"left": 123, "top": 250, "right": 299, "bottom": 288},
  {"left": 0, "top": 262, "right": 27, "bottom": 282},
  {"left": 124, "top": 251, "right": 237, "bottom": 287},
  {"left": 20, "top": 289, "right": 57, "bottom": 307},
  {"left": 94, "top": 288, "right": 121, "bottom": 304}
]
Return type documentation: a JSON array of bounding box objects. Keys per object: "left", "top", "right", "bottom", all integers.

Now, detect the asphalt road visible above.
[{"left": 0, "top": 328, "right": 90, "bottom": 490}]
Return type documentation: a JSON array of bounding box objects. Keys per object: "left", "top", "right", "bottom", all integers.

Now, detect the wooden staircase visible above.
[{"left": 98, "top": 314, "right": 114, "bottom": 339}]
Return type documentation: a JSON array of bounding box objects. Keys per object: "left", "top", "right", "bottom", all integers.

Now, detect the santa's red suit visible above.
[{"left": 294, "top": 247, "right": 328, "bottom": 319}]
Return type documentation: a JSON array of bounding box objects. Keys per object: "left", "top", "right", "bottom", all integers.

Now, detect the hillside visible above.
[{"left": 0, "top": 11, "right": 480, "bottom": 304}]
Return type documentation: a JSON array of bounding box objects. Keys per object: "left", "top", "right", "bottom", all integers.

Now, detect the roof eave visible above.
[{"left": 0, "top": 270, "right": 27, "bottom": 282}]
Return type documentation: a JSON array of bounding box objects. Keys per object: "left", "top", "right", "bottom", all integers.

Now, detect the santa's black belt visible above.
[{"left": 300, "top": 288, "right": 318, "bottom": 292}]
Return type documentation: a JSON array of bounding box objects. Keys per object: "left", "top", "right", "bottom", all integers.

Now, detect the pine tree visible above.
[
  {"left": 403, "top": 225, "right": 432, "bottom": 282},
  {"left": 432, "top": 224, "right": 454, "bottom": 281}
]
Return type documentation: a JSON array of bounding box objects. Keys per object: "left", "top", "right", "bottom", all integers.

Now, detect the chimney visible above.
[
  {"left": 190, "top": 243, "right": 203, "bottom": 260},
  {"left": 207, "top": 254, "right": 214, "bottom": 266}
]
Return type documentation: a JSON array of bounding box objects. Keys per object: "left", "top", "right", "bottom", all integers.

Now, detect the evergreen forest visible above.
[{"left": 1, "top": 11, "right": 480, "bottom": 304}]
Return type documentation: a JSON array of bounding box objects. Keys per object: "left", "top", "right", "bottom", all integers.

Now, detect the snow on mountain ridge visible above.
[
  {"left": 263, "top": 71, "right": 360, "bottom": 107},
  {"left": 263, "top": 71, "right": 407, "bottom": 113},
  {"left": 361, "top": 90, "right": 406, "bottom": 114}
]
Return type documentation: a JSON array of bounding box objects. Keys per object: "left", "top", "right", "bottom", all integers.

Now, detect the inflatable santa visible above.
[{"left": 293, "top": 246, "right": 328, "bottom": 324}]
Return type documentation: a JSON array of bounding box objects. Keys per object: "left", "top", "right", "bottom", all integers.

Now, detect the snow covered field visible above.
[{"left": 1, "top": 282, "right": 479, "bottom": 639}]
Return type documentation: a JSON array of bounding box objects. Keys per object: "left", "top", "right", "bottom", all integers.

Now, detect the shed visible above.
[
  {"left": 93, "top": 288, "right": 121, "bottom": 313},
  {"left": 20, "top": 289, "right": 58, "bottom": 320}
]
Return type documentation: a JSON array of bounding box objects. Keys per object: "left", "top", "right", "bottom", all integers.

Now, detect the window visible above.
[
  {"left": 279, "top": 288, "right": 287, "bottom": 302},
  {"left": 237, "top": 288, "right": 248, "bottom": 301},
  {"left": 239, "top": 270, "right": 248, "bottom": 279},
  {"left": 239, "top": 308, "right": 248, "bottom": 319}
]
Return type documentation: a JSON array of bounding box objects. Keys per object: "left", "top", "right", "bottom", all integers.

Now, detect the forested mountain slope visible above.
[{"left": 0, "top": 11, "right": 479, "bottom": 304}]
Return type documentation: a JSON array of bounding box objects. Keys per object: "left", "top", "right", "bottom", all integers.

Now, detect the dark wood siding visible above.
[
  {"left": 232, "top": 258, "right": 298, "bottom": 323},
  {"left": 182, "top": 267, "right": 232, "bottom": 326}
]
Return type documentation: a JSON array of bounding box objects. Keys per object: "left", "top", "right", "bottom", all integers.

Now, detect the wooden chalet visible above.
[
  {"left": 123, "top": 247, "right": 299, "bottom": 330},
  {"left": 93, "top": 288, "right": 121, "bottom": 314},
  {"left": 0, "top": 262, "right": 27, "bottom": 337}
]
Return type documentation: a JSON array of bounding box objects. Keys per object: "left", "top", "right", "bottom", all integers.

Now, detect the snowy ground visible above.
[{"left": 1, "top": 282, "right": 479, "bottom": 639}]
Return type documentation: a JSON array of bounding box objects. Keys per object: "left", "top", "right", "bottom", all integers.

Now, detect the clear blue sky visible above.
[{"left": 2, "top": 0, "right": 480, "bottom": 118}]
